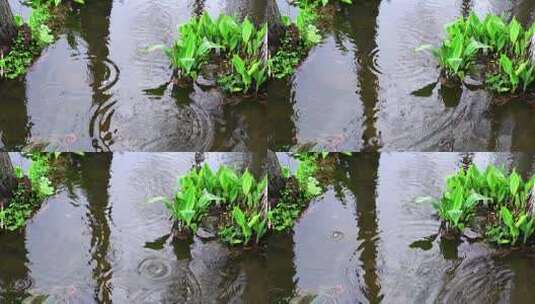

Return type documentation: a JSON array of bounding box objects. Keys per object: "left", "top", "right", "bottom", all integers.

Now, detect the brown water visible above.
[
  {"left": 268, "top": 0, "right": 535, "bottom": 152},
  {"left": 2, "top": 152, "right": 535, "bottom": 303}
]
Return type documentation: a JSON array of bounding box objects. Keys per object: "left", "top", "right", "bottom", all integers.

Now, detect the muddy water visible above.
[
  {"left": 1, "top": 152, "right": 535, "bottom": 303},
  {"left": 0, "top": 0, "right": 269, "bottom": 152},
  {"left": 269, "top": 0, "right": 535, "bottom": 152}
]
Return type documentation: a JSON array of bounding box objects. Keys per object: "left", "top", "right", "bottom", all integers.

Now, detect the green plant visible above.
[
  {"left": 268, "top": 190, "right": 302, "bottom": 231},
  {"left": 295, "top": 6, "right": 322, "bottom": 47},
  {"left": 296, "top": 0, "right": 352, "bottom": 8},
  {"left": 487, "top": 207, "right": 535, "bottom": 245},
  {"left": 269, "top": 33, "right": 307, "bottom": 79},
  {"left": 1, "top": 0, "right": 81, "bottom": 79},
  {"left": 222, "top": 206, "right": 267, "bottom": 245},
  {"left": 265, "top": 153, "right": 325, "bottom": 233},
  {"left": 29, "top": 0, "right": 85, "bottom": 7},
  {"left": 1, "top": 154, "right": 54, "bottom": 231},
  {"left": 27, "top": 6, "right": 54, "bottom": 46},
  {"left": 429, "top": 164, "right": 535, "bottom": 246},
  {"left": 0, "top": 185, "right": 35, "bottom": 231},
  {"left": 218, "top": 55, "right": 267, "bottom": 92},
  {"left": 425, "top": 12, "right": 535, "bottom": 94},
  {"left": 295, "top": 153, "right": 323, "bottom": 199},
  {"left": 20, "top": 153, "right": 55, "bottom": 199},
  {"left": 486, "top": 54, "right": 535, "bottom": 93},
  {"left": 164, "top": 34, "right": 220, "bottom": 79},
  {"left": 153, "top": 164, "right": 269, "bottom": 245},
  {"left": 0, "top": 33, "right": 39, "bottom": 79},
  {"left": 267, "top": 4, "right": 324, "bottom": 80},
  {"left": 152, "top": 12, "right": 269, "bottom": 94}
]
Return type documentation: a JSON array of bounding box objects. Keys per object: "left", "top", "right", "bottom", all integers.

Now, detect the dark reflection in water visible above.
[
  {"left": 349, "top": 1, "right": 381, "bottom": 151},
  {"left": 78, "top": 154, "right": 113, "bottom": 302},
  {"left": 0, "top": 80, "right": 30, "bottom": 150},
  {"left": 0, "top": 232, "right": 31, "bottom": 301},
  {"left": 3, "top": 153, "right": 535, "bottom": 303},
  {"left": 269, "top": 0, "right": 535, "bottom": 152},
  {"left": 79, "top": 0, "right": 115, "bottom": 151}
]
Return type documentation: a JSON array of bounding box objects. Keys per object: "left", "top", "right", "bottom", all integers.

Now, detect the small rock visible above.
[
  {"left": 190, "top": 86, "right": 224, "bottom": 112},
  {"left": 196, "top": 227, "right": 216, "bottom": 240},
  {"left": 463, "top": 228, "right": 481, "bottom": 240},
  {"left": 196, "top": 75, "right": 216, "bottom": 87},
  {"left": 463, "top": 74, "right": 484, "bottom": 87}
]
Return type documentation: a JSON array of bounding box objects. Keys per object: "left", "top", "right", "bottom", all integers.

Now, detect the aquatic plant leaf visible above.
[
  {"left": 410, "top": 82, "right": 437, "bottom": 97},
  {"left": 179, "top": 210, "right": 195, "bottom": 225},
  {"left": 509, "top": 18, "right": 521, "bottom": 44},
  {"left": 306, "top": 177, "right": 322, "bottom": 197},
  {"left": 509, "top": 171, "right": 521, "bottom": 196},
  {"left": 241, "top": 170, "right": 254, "bottom": 196},
  {"left": 254, "top": 218, "right": 267, "bottom": 243},
  {"left": 447, "top": 209, "right": 462, "bottom": 226},
  {"left": 198, "top": 190, "right": 221, "bottom": 209},
  {"left": 447, "top": 57, "right": 462, "bottom": 73},
  {"left": 520, "top": 218, "right": 535, "bottom": 243},
  {"left": 415, "top": 44, "right": 433, "bottom": 52},
  {"left": 465, "top": 192, "right": 490, "bottom": 209},
  {"left": 242, "top": 18, "right": 254, "bottom": 44},
  {"left": 500, "top": 206, "right": 514, "bottom": 230},
  {"left": 464, "top": 39, "right": 488, "bottom": 57},
  {"left": 415, "top": 196, "right": 437, "bottom": 204},
  {"left": 146, "top": 196, "right": 170, "bottom": 204}
]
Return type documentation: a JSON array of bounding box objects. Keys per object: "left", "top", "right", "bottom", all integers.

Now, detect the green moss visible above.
[
  {"left": 269, "top": 34, "right": 308, "bottom": 79},
  {"left": 269, "top": 1, "right": 340, "bottom": 80},
  {"left": 1, "top": 0, "right": 83, "bottom": 80},
  {"left": 0, "top": 154, "right": 54, "bottom": 231},
  {"left": 269, "top": 153, "right": 324, "bottom": 232},
  {"left": 269, "top": 186, "right": 304, "bottom": 232},
  {"left": 0, "top": 33, "right": 40, "bottom": 79}
]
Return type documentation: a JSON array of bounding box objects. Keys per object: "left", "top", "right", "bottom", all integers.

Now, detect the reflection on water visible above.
[
  {"left": 0, "top": 0, "right": 271, "bottom": 152},
  {"left": 269, "top": 0, "right": 535, "bottom": 152},
  {"left": 2, "top": 153, "right": 535, "bottom": 302},
  {"left": 4, "top": 0, "right": 535, "bottom": 151}
]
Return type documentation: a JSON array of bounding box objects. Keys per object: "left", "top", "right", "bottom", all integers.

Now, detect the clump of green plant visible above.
[
  {"left": 152, "top": 12, "right": 268, "bottom": 94},
  {"left": 296, "top": 0, "right": 352, "bottom": 8},
  {"left": 426, "top": 12, "right": 535, "bottom": 94},
  {"left": 1, "top": 0, "right": 81, "bottom": 79},
  {"left": 268, "top": 7, "right": 321, "bottom": 79},
  {"left": 429, "top": 164, "right": 535, "bottom": 246},
  {"left": 294, "top": 153, "right": 323, "bottom": 199},
  {"left": 0, "top": 154, "right": 55, "bottom": 231},
  {"left": 28, "top": 0, "right": 85, "bottom": 6},
  {"left": 0, "top": 33, "right": 40, "bottom": 79},
  {"left": 268, "top": 153, "right": 323, "bottom": 232},
  {"left": 153, "top": 164, "right": 268, "bottom": 245}
]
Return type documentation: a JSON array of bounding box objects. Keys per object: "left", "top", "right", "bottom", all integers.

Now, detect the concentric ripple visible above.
[{"left": 137, "top": 256, "right": 175, "bottom": 282}]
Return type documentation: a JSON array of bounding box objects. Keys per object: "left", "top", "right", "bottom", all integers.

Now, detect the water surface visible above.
[
  {"left": 269, "top": 0, "right": 535, "bottom": 152},
  {"left": 2, "top": 152, "right": 535, "bottom": 303},
  {"left": 1, "top": 0, "right": 269, "bottom": 152}
]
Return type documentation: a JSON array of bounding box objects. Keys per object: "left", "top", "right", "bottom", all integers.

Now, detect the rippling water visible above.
[
  {"left": 268, "top": 0, "right": 535, "bottom": 152},
  {"left": 0, "top": 0, "right": 270, "bottom": 152},
  {"left": 4, "top": 0, "right": 535, "bottom": 151},
  {"left": 2, "top": 152, "right": 535, "bottom": 302}
]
